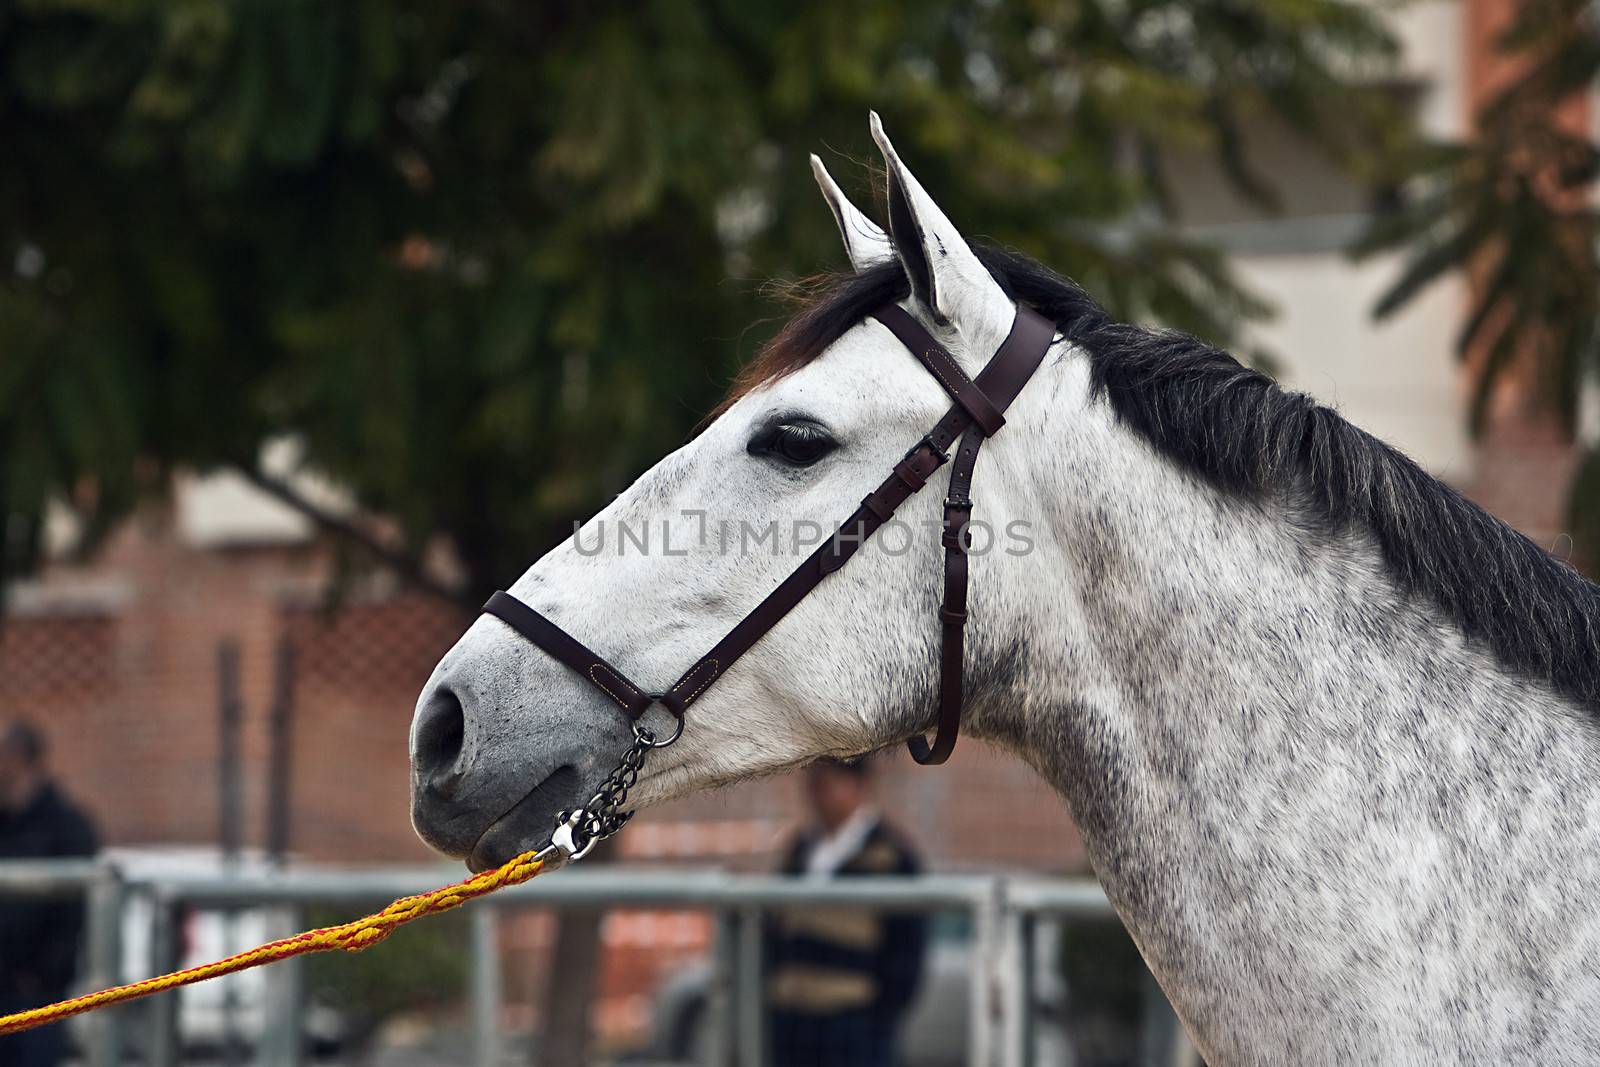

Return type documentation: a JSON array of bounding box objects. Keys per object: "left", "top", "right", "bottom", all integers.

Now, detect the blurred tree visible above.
[
  {"left": 0, "top": 0, "right": 1408, "bottom": 604},
  {"left": 1, "top": 3, "right": 1407, "bottom": 1060},
  {"left": 1354, "top": 0, "right": 1600, "bottom": 553}
]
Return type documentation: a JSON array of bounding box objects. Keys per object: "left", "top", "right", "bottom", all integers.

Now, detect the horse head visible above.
[{"left": 408, "top": 115, "right": 1059, "bottom": 871}]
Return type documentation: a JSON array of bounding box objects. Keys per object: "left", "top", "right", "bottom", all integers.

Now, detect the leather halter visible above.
[{"left": 484, "top": 303, "right": 1055, "bottom": 765}]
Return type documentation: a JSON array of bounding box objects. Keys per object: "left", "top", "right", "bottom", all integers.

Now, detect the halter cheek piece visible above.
[{"left": 484, "top": 303, "right": 1055, "bottom": 766}]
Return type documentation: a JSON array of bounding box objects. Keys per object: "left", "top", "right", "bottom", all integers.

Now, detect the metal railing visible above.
[{"left": 0, "top": 859, "right": 1188, "bottom": 1067}]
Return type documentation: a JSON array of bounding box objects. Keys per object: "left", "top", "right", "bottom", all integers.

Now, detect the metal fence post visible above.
[
  {"left": 146, "top": 892, "right": 180, "bottom": 1067},
  {"left": 706, "top": 909, "right": 737, "bottom": 1067},
  {"left": 969, "top": 880, "right": 1002, "bottom": 1067},
  {"left": 1000, "top": 905, "right": 1036, "bottom": 1067},
  {"left": 258, "top": 906, "right": 306, "bottom": 1067},
  {"left": 735, "top": 905, "right": 764, "bottom": 1067},
  {"left": 83, "top": 859, "right": 125, "bottom": 1067},
  {"left": 471, "top": 906, "right": 503, "bottom": 1067}
]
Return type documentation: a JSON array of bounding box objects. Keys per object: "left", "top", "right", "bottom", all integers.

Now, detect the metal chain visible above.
[
  {"left": 550, "top": 717, "right": 674, "bottom": 862},
  {"left": 579, "top": 728, "right": 652, "bottom": 839}
]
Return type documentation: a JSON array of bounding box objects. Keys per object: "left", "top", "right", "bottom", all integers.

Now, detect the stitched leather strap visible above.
[
  {"left": 907, "top": 423, "right": 984, "bottom": 765},
  {"left": 871, "top": 305, "right": 1005, "bottom": 435},
  {"left": 893, "top": 306, "right": 1053, "bottom": 763},
  {"left": 482, "top": 302, "right": 1056, "bottom": 767},
  {"left": 483, "top": 591, "right": 659, "bottom": 720},
  {"left": 661, "top": 306, "right": 1054, "bottom": 725}
]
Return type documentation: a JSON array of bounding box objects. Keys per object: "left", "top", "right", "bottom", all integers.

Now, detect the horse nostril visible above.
[{"left": 414, "top": 685, "right": 467, "bottom": 791}]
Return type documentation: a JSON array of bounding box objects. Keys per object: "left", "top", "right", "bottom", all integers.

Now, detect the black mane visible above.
[{"left": 734, "top": 244, "right": 1600, "bottom": 711}]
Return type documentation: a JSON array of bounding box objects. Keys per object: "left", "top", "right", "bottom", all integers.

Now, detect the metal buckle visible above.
[
  {"left": 893, "top": 437, "right": 949, "bottom": 493},
  {"left": 903, "top": 433, "right": 950, "bottom": 467}
]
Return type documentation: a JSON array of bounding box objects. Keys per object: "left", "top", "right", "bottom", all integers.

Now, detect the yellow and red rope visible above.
[{"left": 0, "top": 848, "right": 549, "bottom": 1036}]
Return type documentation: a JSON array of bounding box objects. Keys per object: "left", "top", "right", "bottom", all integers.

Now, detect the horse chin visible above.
[{"left": 463, "top": 764, "right": 586, "bottom": 873}]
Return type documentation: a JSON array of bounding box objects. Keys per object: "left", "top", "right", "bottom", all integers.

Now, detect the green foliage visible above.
[
  {"left": 0, "top": 0, "right": 1405, "bottom": 599},
  {"left": 1355, "top": 0, "right": 1600, "bottom": 438},
  {"left": 1354, "top": 0, "right": 1600, "bottom": 558}
]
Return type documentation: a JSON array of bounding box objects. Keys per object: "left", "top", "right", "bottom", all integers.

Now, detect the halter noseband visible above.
[{"left": 484, "top": 302, "right": 1055, "bottom": 766}]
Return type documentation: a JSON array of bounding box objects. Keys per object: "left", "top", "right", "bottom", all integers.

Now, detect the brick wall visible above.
[
  {"left": 0, "top": 513, "right": 1088, "bottom": 874},
  {"left": 279, "top": 597, "right": 473, "bottom": 861}
]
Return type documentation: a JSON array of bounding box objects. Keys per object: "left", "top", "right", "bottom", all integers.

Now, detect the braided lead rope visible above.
[
  {"left": 0, "top": 714, "right": 667, "bottom": 1038},
  {"left": 0, "top": 847, "right": 549, "bottom": 1037}
]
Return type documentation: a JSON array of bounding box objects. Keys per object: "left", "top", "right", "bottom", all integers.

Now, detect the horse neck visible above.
[{"left": 966, "top": 356, "right": 1600, "bottom": 1060}]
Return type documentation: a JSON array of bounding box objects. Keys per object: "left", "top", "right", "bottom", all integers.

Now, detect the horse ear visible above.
[
  {"left": 810, "top": 154, "right": 893, "bottom": 273},
  {"left": 869, "top": 111, "right": 1010, "bottom": 334}
]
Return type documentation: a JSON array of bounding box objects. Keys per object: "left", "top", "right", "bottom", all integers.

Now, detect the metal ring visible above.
[{"left": 635, "top": 705, "right": 684, "bottom": 748}]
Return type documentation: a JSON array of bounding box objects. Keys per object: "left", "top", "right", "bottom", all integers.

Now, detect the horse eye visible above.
[{"left": 749, "top": 420, "right": 837, "bottom": 467}]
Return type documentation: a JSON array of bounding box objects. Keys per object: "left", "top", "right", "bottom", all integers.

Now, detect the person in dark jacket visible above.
[
  {"left": 0, "top": 720, "right": 98, "bottom": 1067},
  {"left": 766, "top": 757, "right": 926, "bottom": 1067}
]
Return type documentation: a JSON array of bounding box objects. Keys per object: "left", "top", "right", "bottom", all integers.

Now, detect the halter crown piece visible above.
[{"left": 485, "top": 302, "right": 1055, "bottom": 766}]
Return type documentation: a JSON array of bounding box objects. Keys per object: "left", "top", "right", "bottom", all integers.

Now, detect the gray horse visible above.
[{"left": 410, "top": 115, "right": 1600, "bottom": 1064}]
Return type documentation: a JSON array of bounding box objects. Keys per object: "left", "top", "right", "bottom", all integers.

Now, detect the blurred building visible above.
[
  {"left": 0, "top": 0, "right": 1585, "bottom": 1045},
  {"left": 1166, "top": 0, "right": 1588, "bottom": 549}
]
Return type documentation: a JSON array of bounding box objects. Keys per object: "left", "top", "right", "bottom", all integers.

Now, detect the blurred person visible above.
[
  {"left": 0, "top": 720, "right": 98, "bottom": 1067},
  {"left": 766, "top": 757, "right": 926, "bottom": 1067}
]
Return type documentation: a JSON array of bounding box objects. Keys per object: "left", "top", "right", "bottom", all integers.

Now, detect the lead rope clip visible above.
[
  {"left": 545, "top": 713, "right": 680, "bottom": 867},
  {"left": 548, "top": 808, "right": 601, "bottom": 864}
]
